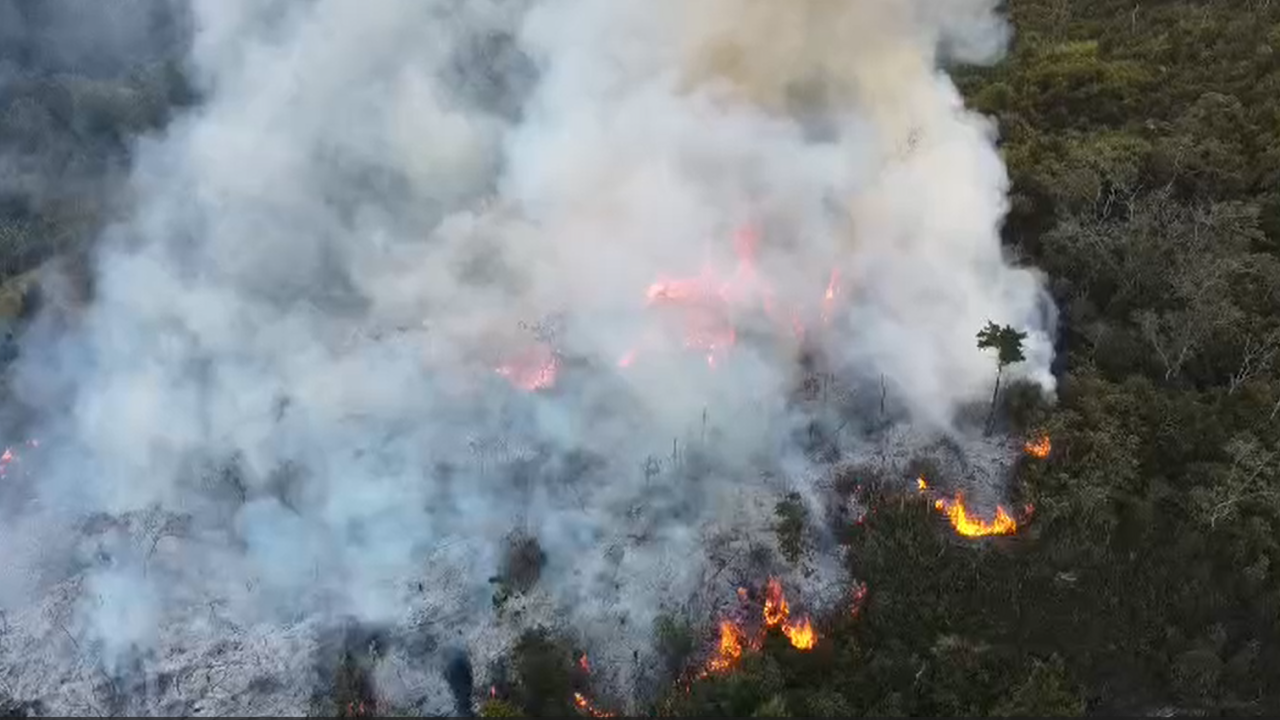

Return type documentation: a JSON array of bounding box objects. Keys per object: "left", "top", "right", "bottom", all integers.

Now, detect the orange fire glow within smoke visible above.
[
  {"left": 500, "top": 223, "right": 842, "bottom": 389},
  {"left": 933, "top": 494, "right": 1017, "bottom": 537},
  {"left": 495, "top": 344, "right": 559, "bottom": 391},
  {"left": 0, "top": 439, "right": 36, "bottom": 479},
  {"left": 573, "top": 692, "right": 615, "bottom": 718},
  {"left": 916, "top": 476, "right": 928, "bottom": 492},
  {"left": 1024, "top": 435, "right": 1051, "bottom": 459}
]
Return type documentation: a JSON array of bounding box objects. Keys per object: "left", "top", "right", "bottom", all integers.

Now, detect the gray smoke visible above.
[{"left": 0, "top": 0, "right": 1054, "bottom": 714}]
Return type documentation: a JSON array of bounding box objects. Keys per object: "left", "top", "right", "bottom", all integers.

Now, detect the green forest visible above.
[{"left": 4, "top": 0, "right": 1280, "bottom": 717}]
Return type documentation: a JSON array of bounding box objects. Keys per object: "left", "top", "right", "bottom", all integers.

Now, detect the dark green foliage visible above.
[
  {"left": 501, "top": 628, "right": 579, "bottom": 718},
  {"left": 979, "top": 322, "right": 1028, "bottom": 434},
  {"left": 492, "top": 531, "right": 547, "bottom": 609},
  {"left": 654, "top": 613, "right": 697, "bottom": 679},
  {"left": 0, "top": 5, "right": 191, "bottom": 288},
  {"left": 977, "top": 322, "right": 1028, "bottom": 368},
  {"left": 992, "top": 655, "right": 1084, "bottom": 717},
  {"left": 773, "top": 492, "right": 809, "bottom": 564}
]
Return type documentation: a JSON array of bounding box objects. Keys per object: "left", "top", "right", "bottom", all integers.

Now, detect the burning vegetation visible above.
[
  {"left": 698, "top": 577, "right": 820, "bottom": 680},
  {"left": 934, "top": 495, "right": 1018, "bottom": 537},
  {"left": 1024, "top": 434, "right": 1051, "bottom": 459},
  {"left": 916, "top": 476, "right": 1026, "bottom": 538}
]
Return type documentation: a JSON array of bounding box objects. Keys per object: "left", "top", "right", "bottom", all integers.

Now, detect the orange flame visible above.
[
  {"left": 916, "top": 476, "right": 927, "bottom": 492},
  {"left": 573, "top": 692, "right": 615, "bottom": 718},
  {"left": 1024, "top": 435, "right": 1051, "bottom": 459},
  {"left": 782, "top": 617, "right": 816, "bottom": 650},
  {"left": 762, "top": 577, "right": 818, "bottom": 651},
  {"left": 934, "top": 494, "right": 1017, "bottom": 537},
  {"left": 705, "top": 620, "right": 746, "bottom": 673},
  {"left": 762, "top": 577, "right": 790, "bottom": 628}
]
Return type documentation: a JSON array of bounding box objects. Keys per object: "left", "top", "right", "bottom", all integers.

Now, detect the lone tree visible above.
[{"left": 977, "top": 321, "right": 1027, "bottom": 435}]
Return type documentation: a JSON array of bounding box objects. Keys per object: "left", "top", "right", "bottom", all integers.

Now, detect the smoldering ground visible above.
[{"left": 0, "top": 0, "right": 1055, "bottom": 715}]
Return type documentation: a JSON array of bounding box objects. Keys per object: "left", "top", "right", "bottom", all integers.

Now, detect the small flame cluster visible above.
[
  {"left": 911, "top": 435, "right": 1049, "bottom": 538},
  {"left": 702, "top": 577, "right": 818, "bottom": 677},
  {"left": 573, "top": 691, "right": 614, "bottom": 718},
  {"left": 1024, "top": 434, "right": 1051, "bottom": 459},
  {"left": 571, "top": 654, "right": 614, "bottom": 718},
  {"left": 917, "top": 477, "right": 1018, "bottom": 538},
  {"left": 763, "top": 577, "right": 817, "bottom": 650}
]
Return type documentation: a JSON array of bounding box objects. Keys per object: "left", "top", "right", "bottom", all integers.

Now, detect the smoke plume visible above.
[{"left": 0, "top": 0, "right": 1054, "bottom": 714}]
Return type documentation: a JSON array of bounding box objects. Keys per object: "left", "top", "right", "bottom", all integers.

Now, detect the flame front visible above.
[
  {"left": 705, "top": 619, "right": 746, "bottom": 673},
  {"left": 1024, "top": 435, "right": 1051, "bottom": 459},
  {"left": 934, "top": 494, "right": 1017, "bottom": 537},
  {"left": 573, "top": 692, "right": 615, "bottom": 718},
  {"left": 782, "top": 617, "right": 816, "bottom": 650},
  {"left": 762, "top": 577, "right": 817, "bottom": 651},
  {"left": 762, "top": 577, "right": 790, "bottom": 628}
]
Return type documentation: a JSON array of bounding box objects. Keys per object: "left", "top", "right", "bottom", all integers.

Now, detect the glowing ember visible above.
[
  {"left": 1024, "top": 435, "right": 1051, "bottom": 459},
  {"left": 343, "top": 701, "right": 374, "bottom": 717},
  {"left": 934, "top": 494, "right": 1017, "bottom": 537},
  {"left": 916, "top": 476, "right": 927, "bottom": 492},
  {"left": 573, "top": 692, "right": 614, "bottom": 718},
  {"left": 496, "top": 343, "right": 559, "bottom": 391},
  {"left": 850, "top": 581, "right": 869, "bottom": 617},
  {"left": 578, "top": 653, "right": 591, "bottom": 673},
  {"left": 705, "top": 620, "right": 746, "bottom": 674}
]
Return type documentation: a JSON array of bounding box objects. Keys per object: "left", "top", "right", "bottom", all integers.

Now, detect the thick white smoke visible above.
[{"left": 0, "top": 0, "right": 1054, "bottom": 714}]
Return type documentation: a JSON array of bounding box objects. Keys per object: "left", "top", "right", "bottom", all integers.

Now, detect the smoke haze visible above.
[{"left": 0, "top": 0, "right": 1055, "bottom": 714}]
